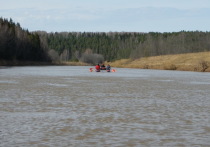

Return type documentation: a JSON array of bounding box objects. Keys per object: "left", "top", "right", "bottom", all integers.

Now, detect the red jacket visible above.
[{"left": 95, "top": 65, "right": 100, "bottom": 70}]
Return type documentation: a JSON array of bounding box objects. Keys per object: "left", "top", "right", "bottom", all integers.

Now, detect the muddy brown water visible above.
[{"left": 0, "top": 66, "right": 210, "bottom": 146}]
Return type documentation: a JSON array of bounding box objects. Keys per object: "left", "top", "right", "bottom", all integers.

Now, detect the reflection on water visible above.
[{"left": 0, "top": 66, "right": 210, "bottom": 146}]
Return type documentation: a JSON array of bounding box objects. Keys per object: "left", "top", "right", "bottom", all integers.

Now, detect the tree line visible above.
[
  {"left": 1, "top": 18, "right": 210, "bottom": 65},
  {"left": 0, "top": 18, "right": 50, "bottom": 62},
  {"left": 40, "top": 31, "right": 210, "bottom": 64}
]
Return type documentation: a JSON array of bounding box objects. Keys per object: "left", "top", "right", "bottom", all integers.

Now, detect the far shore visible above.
[
  {"left": 107, "top": 52, "right": 210, "bottom": 72},
  {"left": 1, "top": 52, "right": 210, "bottom": 72},
  {"left": 0, "top": 60, "right": 90, "bottom": 67}
]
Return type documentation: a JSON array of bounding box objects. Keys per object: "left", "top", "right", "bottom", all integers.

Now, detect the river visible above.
[{"left": 0, "top": 66, "right": 210, "bottom": 147}]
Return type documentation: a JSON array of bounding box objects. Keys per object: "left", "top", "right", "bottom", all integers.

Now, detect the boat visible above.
[
  {"left": 100, "top": 67, "right": 106, "bottom": 70},
  {"left": 89, "top": 68, "right": 116, "bottom": 72}
]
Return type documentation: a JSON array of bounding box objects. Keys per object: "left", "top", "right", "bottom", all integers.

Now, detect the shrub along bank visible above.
[{"left": 108, "top": 52, "right": 210, "bottom": 72}]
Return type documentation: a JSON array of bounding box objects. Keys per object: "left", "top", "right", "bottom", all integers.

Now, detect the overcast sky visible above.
[{"left": 1, "top": 0, "right": 210, "bottom": 32}]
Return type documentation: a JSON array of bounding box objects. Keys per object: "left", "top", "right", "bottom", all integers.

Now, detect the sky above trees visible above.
[{"left": 1, "top": 0, "right": 210, "bottom": 32}]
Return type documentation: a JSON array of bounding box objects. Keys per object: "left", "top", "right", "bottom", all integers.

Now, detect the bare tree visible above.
[
  {"left": 79, "top": 49, "right": 104, "bottom": 65},
  {"left": 60, "top": 49, "right": 69, "bottom": 61},
  {"left": 48, "top": 49, "right": 60, "bottom": 62}
]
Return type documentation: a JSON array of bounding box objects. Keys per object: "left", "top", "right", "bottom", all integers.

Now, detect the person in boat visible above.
[
  {"left": 100, "top": 64, "right": 106, "bottom": 70},
  {"left": 95, "top": 64, "right": 100, "bottom": 72},
  {"left": 106, "top": 64, "right": 111, "bottom": 71}
]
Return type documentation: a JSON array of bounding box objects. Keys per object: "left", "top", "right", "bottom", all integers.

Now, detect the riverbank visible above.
[
  {"left": 0, "top": 60, "right": 54, "bottom": 66},
  {"left": 107, "top": 52, "right": 210, "bottom": 72},
  {"left": 1, "top": 52, "right": 210, "bottom": 72},
  {"left": 0, "top": 60, "right": 90, "bottom": 66}
]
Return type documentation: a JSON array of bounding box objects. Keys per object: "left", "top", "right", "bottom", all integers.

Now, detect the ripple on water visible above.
[{"left": 0, "top": 66, "right": 210, "bottom": 146}]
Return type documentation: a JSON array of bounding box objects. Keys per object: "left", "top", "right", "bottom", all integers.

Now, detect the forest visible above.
[
  {"left": 0, "top": 18, "right": 50, "bottom": 63},
  {"left": 1, "top": 18, "right": 210, "bottom": 65}
]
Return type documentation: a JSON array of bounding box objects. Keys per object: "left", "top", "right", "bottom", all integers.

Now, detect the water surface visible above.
[{"left": 0, "top": 66, "right": 210, "bottom": 146}]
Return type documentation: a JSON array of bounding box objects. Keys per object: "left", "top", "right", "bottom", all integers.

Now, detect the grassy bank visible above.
[{"left": 108, "top": 52, "right": 210, "bottom": 72}]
